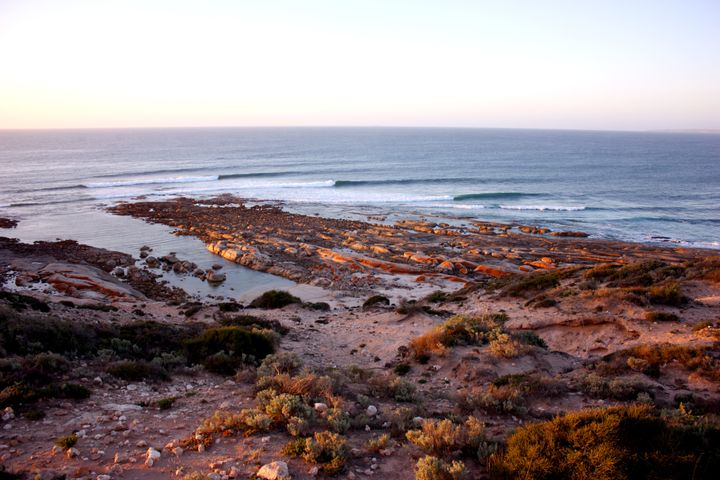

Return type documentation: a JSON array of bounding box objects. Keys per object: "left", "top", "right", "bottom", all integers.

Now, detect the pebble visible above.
[{"left": 366, "top": 405, "right": 378, "bottom": 416}]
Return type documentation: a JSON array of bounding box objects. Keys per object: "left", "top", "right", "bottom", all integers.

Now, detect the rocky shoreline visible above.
[{"left": 110, "top": 195, "right": 706, "bottom": 295}]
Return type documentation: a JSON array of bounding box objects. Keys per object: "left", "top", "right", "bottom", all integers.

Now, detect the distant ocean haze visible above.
[{"left": 0, "top": 127, "right": 718, "bottom": 249}]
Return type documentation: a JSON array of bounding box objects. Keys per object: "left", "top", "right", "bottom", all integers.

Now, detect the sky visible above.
[{"left": 0, "top": 0, "right": 718, "bottom": 130}]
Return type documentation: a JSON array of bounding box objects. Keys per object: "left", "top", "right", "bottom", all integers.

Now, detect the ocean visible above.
[{"left": 1, "top": 127, "right": 718, "bottom": 257}]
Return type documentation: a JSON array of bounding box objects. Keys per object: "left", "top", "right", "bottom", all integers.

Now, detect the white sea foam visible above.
[
  {"left": 85, "top": 175, "right": 220, "bottom": 188},
  {"left": 499, "top": 205, "right": 587, "bottom": 211}
]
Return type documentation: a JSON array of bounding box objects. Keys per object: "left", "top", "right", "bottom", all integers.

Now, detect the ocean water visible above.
[{"left": 0, "top": 127, "right": 719, "bottom": 251}]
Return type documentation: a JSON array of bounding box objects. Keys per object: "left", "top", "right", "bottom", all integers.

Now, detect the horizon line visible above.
[{"left": 1, "top": 125, "right": 719, "bottom": 135}]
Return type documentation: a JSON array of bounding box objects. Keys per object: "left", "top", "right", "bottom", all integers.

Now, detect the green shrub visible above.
[
  {"left": 184, "top": 326, "right": 276, "bottom": 369},
  {"left": 217, "top": 315, "right": 289, "bottom": 334},
  {"left": 394, "top": 363, "right": 411, "bottom": 376},
  {"left": 368, "top": 374, "right": 417, "bottom": 402},
  {"left": 55, "top": 433, "right": 78, "bottom": 449},
  {"left": 0, "top": 383, "right": 39, "bottom": 408},
  {"left": 426, "top": 291, "right": 448, "bottom": 303},
  {"left": 513, "top": 331, "right": 547, "bottom": 348},
  {"left": 362, "top": 295, "right": 390, "bottom": 309},
  {"left": 257, "top": 352, "right": 303, "bottom": 377},
  {"left": 305, "top": 302, "right": 331, "bottom": 311},
  {"left": 648, "top": 282, "right": 688, "bottom": 306},
  {"left": 217, "top": 302, "right": 242, "bottom": 312},
  {"left": 644, "top": 311, "right": 680, "bottom": 322},
  {"left": 580, "top": 373, "right": 650, "bottom": 401},
  {"left": 249, "top": 290, "right": 301, "bottom": 309},
  {"left": 203, "top": 351, "right": 242, "bottom": 375},
  {"left": 488, "top": 334, "right": 529, "bottom": 359},
  {"left": 410, "top": 313, "right": 507, "bottom": 359},
  {"left": 367, "top": 433, "right": 390, "bottom": 453},
  {"left": 107, "top": 360, "right": 168, "bottom": 381},
  {"left": 60, "top": 383, "right": 91, "bottom": 400},
  {"left": 406, "top": 417, "right": 486, "bottom": 456},
  {"left": 326, "top": 408, "right": 351, "bottom": 434},
  {"left": 499, "top": 269, "right": 577, "bottom": 297},
  {"left": 282, "top": 431, "right": 349, "bottom": 475},
  {"left": 415, "top": 455, "right": 467, "bottom": 480},
  {"left": 156, "top": 396, "right": 177, "bottom": 410},
  {"left": 489, "top": 404, "right": 720, "bottom": 480}
]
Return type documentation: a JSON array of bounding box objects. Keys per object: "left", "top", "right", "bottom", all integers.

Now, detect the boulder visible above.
[
  {"left": 145, "top": 448, "right": 161, "bottom": 467},
  {"left": 256, "top": 461, "right": 290, "bottom": 480},
  {"left": 206, "top": 270, "right": 227, "bottom": 284}
]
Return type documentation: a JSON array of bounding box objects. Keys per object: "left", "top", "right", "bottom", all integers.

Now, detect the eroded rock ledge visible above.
[{"left": 109, "top": 196, "right": 706, "bottom": 293}]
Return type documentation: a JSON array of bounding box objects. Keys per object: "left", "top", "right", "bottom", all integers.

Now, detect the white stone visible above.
[
  {"left": 256, "top": 461, "right": 290, "bottom": 480},
  {"left": 145, "top": 448, "right": 161, "bottom": 467},
  {"left": 314, "top": 402, "right": 328, "bottom": 413},
  {"left": 366, "top": 405, "right": 378, "bottom": 416}
]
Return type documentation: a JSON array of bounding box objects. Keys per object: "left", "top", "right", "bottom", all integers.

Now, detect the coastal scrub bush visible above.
[
  {"left": 55, "top": 433, "right": 78, "bottom": 449},
  {"left": 368, "top": 373, "right": 417, "bottom": 402},
  {"left": 156, "top": 396, "right": 176, "bottom": 410},
  {"left": 406, "top": 417, "right": 486, "bottom": 456},
  {"left": 256, "top": 371, "right": 334, "bottom": 402},
  {"left": 512, "top": 331, "right": 547, "bottom": 348},
  {"left": 458, "top": 384, "right": 527, "bottom": 416},
  {"left": 600, "top": 343, "right": 720, "bottom": 382},
  {"left": 415, "top": 455, "right": 467, "bottom": 480},
  {"left": 644, "top": 311, "right": 680, "bottom": 322},
  {"left": 489, "top": 404, "right": 720, "bottom": 480},
  {"left": 362, "top": 294, "right": 390, "bottom": 310},
  {"left": 580, "top": 373, "right": 650, "bottom": 401},
  {"left": 60, "top": 383, "right": 91, "bottom": 400},
  {"left": 249, "top": 290, "right": 301, "bottom": 309},
  {"left": 184, "top": 326, "right": 276, "bottom": 370},
  {"left": 425, "top": 291, "right": 448, "bottom": 303},
  {"left": 498, "top": 268, "right": 578, "bottom": 297},
  {"left": 217, "top": 314, "right": 289, "bottom": 335},
  {"left": 106, "top": 360, "right": 169, "bottom": 381},
  {"left": 282, "top": 431, "right": 349, "bottom": 475},
  {"left": 367, "top": 433, "right": 390, "bottom": 453},
  {"left": 256, "top": 352, "right": 303, "bottom": 377},
  {"left": 410, "top": 313, "right": 508, "bottom": 359},
  {"left": 647, "top": 281, "right": 688, "bottom": 306},
  {"left": 488, "top": 334, "right": 529, "bottom": 359}
]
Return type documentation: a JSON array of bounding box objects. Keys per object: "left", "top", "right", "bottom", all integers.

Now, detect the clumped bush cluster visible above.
[
  {"left": 598, "top": 343, "right": 720, "bottom": 382},
  {"left": 282, "top": 431, "right": 349, "bottom": 475},
  {"left": 458, "top": 373, "right": 566, "bottom": 417},
  {"left": 248, "top": 290, "right": 301, "bottom": 309},
  {"left": 184, "top": 353, "right": 362, "bottom": 450},
  {"left": 184, "top": 326, "right": 277, "bottom": 375},
  {"left": 410, "top": 313, "right": 541, "bottom": 361},
  {"left": 580, "top": 372, "right": 652, "bottom": 401},
  {"left": 489, "top": 404, "right": 720, "bottom": 480},
  {"left": 493, "top": 267, "right": 579, "bottom": 298}
]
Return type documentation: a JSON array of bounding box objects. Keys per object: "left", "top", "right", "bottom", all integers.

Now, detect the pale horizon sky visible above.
[{"left": 1, "top": 0, "right": 718, "bottom": 131}]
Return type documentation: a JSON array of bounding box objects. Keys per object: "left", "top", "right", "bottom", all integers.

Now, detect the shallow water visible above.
[{"left": 5, "top": 207, "right": 293, "bottom": 302}]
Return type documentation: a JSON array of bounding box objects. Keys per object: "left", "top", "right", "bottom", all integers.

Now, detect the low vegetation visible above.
[
  {"left": 409, "top": 313, "right": 540, "bottom": 361},
  {"left": 248, "top": 290, "right": 301, "bottom": 309},
  {"left": 282, "top": 431, "right": 349, "bottom": 475},
  {"left": 489, "top": 404, "right": 720, "bottom": 480}
]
